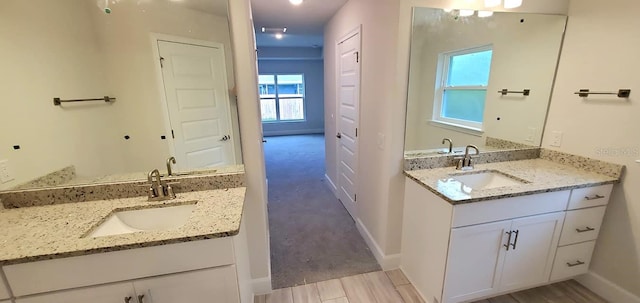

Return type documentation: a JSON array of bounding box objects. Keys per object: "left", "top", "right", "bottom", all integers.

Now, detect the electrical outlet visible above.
[
  {"left": 550, "top": 131, "right": 563, "bottom": 147},
  {"left": 0, "top": 159, "right": 14, "bottom": 184}
]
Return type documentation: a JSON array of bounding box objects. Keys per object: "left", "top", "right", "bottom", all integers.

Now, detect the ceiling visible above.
[
  {"left": 250, "top": 0, "right": 348, "bottom": 46},
  {"left": 162, "top": 0, "right": 228, "bottom": 17}
]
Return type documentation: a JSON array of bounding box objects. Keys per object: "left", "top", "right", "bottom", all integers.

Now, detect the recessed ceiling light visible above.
[
  {"left": 275, "top": 33, "right": 284, "bottom": 39},
  {"left": 289, "top": 0, "right": 303, "bottom": 5}
]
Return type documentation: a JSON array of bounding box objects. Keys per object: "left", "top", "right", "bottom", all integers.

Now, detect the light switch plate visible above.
[
  {"left": 550, "top": 131, "right": 563, "bottom": 147},
  {"left": 0, "top": 159, "right": 14, "bottom": 183}
]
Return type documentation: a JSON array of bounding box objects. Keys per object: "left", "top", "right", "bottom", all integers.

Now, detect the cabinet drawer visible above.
[
  {"left": 0, "top": 276, "right": 9, "bottom": 300},
  {"left": 568, "top": 184, "right": 613, "bottom": 210},
  {"left": 4, "top": 238, "right": 234, "bottom": 296},
  {"left": 559, "top": 207, "right": 606, "bottom": 246},
  {"left": 452, "top": 190, "right": 569, "bottom": 227},
  {"left": 550, "top": 241, "right": 595, "bottom": 281}
]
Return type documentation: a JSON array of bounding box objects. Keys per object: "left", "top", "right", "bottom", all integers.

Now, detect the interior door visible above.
[
  {"left": 158, "top": 40, "right": 235, "bottom": 170},
  {"left": 336, "top": 30, "right": 361, "bottom": 219},
  {"left": 443, "top": 220, "right": 512, "bottom": 303},
  {"left": 499, "top": 212, "right": 565, "bottom": 292}
]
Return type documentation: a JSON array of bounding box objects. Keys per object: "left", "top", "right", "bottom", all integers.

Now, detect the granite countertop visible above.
[
  {"left": 405, "top": 159, "right": 618, "bottom": 205},
  {"left": 0, "top": 187, "right": 245, "bottom": 265}
]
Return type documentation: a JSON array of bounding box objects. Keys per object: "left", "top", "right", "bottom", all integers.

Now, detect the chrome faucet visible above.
[
  {"left": 442, "top": 138, "right": 453, "bottom": 154},
  {"left": 166, "top": 156, "right": 176, "bottom": 176},
  {"left": 146, "top": 169, "right": 178, "bottom": 201},
  {"left": 456, "top": 145, "right": 480, "bottom": 170}
]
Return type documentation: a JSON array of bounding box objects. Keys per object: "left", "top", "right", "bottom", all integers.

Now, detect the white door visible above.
[
  {"left": 443, "top": 220, "right": 512, "bottom": 303},
  {"left": 336, "top": 30, "right": 361, "bottom": 219},
  {"left": 15, "top": 282, "right": 134, "bottom": 303},
  {"left": 132, "top": 267, "right": 239, "bottom": 303},
  {"left": 158, "top": 40, "right": 235, "bottom": 170},
  {"left": 499, "top": 212, "right": 564, "bottom": 292}
]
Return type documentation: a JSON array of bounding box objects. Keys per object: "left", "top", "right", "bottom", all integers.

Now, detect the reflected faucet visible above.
[
  {"left": 166, "top": 156, "right": 176, "bottom": 176},
  {"left": 147, "top": 169, "right": 165, "bottom": 199},
  {"left": 442, "top": 138, "right": 453, "bottom": 154}
]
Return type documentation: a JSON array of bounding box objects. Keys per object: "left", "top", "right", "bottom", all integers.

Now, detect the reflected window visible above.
[
  {"left": 433, "top": 46, "right": 493, "bottom": 130},
  {"left": 258, "top": 74, "right": 305, "bottom": 122}
]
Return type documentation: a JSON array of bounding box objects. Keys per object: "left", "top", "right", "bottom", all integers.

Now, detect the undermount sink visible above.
[
  {"left": 452, "top": 170, "right": 527, "bottom": 190},
  {"left": 87, "top": 202, "right": 197, "bottom": 238}
]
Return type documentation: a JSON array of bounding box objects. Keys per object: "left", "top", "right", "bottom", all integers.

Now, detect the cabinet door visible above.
[
  {"left": 499, "top": 212, "right": 564, "bottom": 292},
  {"left": 443, "top": 220, "right": 512, "bottom": 303},
  {"left": 15, "top": 282, "right": 133, "bottom": 303},
  {"left": 133, "top": 266, "right": 239, "bottom": 303}
]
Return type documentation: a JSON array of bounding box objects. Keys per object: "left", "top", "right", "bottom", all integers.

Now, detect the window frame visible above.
[
  {"left": 432, "top": 45, "right": 493, "bottom": 132},
  {"left": 258, "top": 73, "right": 307, "bottom": 123}
]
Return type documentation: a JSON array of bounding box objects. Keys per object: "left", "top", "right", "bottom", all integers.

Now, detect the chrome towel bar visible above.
[
  {"left": 574, "top": 89, "right": 631, "bottom": 98},
  {"left": 53, "top": 96, "right": 116, "bottom": 106},
  {"left": 498, "top": 89, "right": 530, "bottom": 96}
]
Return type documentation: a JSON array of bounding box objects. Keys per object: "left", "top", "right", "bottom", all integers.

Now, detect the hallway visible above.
[{"left": 264, "top": 134, "right": 380, "bottom": 289}]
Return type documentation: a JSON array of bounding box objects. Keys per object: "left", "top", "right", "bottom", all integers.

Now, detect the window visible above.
[
  {"left": 433, "top": 46, "right": 493, "bottom": 131},
  {"left": 258, "top": 74, "right": 306, "bottom": 122}
]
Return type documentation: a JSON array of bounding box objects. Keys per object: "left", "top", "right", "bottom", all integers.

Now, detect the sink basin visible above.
[
  {"left": 452, "top": 170, "right": 527, "bottom": 190},
  {"left": 87, "top": 202, "right": 197, "bottom": 238}
]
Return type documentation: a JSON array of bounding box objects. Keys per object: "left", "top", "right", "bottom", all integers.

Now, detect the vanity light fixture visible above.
[
  {"left": 261, "top": 27, "right": 287, "bottom": 39},
  {"left": 484, "top": 0, "right": 501, "bottom": 7},
  {"left": 289, "top": 0, "right": 303, "bottom": 5},
  {"left": 504, "top": 0, "right": 523, "bottom": 8},
  {"left": 478, "top": 10, "right": 494, "bottom": 17}
]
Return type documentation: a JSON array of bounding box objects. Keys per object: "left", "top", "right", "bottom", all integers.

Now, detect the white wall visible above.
[
  {"left": 542, "top": 0, "right": 640, "bottom": 299},
  {"left": 405, "top": 10, "right": 566, "bottom": 150},
  {"left": 258, "top": 56, "right": 325, "bottom": 136},
  {"left": 0, "top": 0, "right": 121, "bottom": 190}
]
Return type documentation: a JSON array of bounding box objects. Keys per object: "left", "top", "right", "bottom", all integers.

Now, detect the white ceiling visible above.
[
  {"left": 163, "top": 0, "right": 228, "bottom": 17},
  {"left": 251, "top": 0, "right": 348, "bottom": 46}
]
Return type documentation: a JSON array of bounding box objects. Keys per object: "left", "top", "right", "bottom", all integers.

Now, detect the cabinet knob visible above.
[
  {"left": 124, "top": 297, "right": 132, "bottom": 303},
  {"left": 137, "top": 294, "right": 145, "bottom": 303}
]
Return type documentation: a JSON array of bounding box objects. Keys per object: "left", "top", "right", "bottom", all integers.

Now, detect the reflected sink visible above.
[
  {"left": 452, "top": 170, "right": 527, "bottom": 190},
  {"left": 87, "top": 202, "right": 197, "bottom": 238}
]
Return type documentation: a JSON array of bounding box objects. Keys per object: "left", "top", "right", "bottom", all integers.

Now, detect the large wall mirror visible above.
[
  {"left": 404, "top": 7, "right": 567, "bottom": 155},
  {"left": 0, "top": 0, "right": 242, "bottom": 191}
]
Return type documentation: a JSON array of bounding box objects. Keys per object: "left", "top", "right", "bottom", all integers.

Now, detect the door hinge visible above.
[
  {"left": 355, "top": 51, "right": 359, "bottom": 63},
  {"left": 356, "top": 128, "right": 358, "bottom": 137},
  {"left": 160, "top": 57, "right": 165, "bottom": 68},
  {"left": 354, "top": 194, "right": 357, "bottom": 202},
  {"left": 171, "top": 129, "right": 175, "bottom": 139}
]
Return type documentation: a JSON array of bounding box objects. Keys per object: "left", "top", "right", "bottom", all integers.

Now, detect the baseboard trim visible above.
[
  {"left": 252, "top": 276, "right": 272, "bottom": 296},
  {"left": 263, "top": 129, "right": 324, "bottom": 137},
  {"left": 576, "top": 271, "right": 640, "bottom": 303},
  {"left": 325, "top": 174, "right": 338, "bottom": 196},
  {"left": 355, "top": 219, "right": 401, "bottom": 271}
]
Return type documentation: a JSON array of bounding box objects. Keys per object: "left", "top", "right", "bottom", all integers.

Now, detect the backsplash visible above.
[
  {"left": 0, "top": 172, "right": 245, "bottom": 209},
  {"left": 540, "top": 149, "right": 624, "bottom": 179}
]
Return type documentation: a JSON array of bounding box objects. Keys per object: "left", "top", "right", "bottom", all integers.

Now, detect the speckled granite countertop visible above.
[
  {"left": 405, "top": 159, "right": 618, "bottom": 205},
  {"left": 0, "top": 187, "right": 245, "bottom": 265}
]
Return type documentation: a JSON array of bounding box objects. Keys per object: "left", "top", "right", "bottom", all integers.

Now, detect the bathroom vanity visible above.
[
  {"left": 400, "top": 157, "right": 620, "bottom": 303},
  {"left": 0, "top": 181, "right": 246, "bottom": 303}
]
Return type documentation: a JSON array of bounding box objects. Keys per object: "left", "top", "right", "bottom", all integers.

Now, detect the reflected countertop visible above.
[
  {"left": 0, "top": 187, "right": 245, "bottom": 265},
  {"left": 404, "top": 159, "right": 619, "bottom": 205}
]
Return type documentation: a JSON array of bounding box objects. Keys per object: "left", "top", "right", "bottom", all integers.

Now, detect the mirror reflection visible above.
[
  {"left": 0, "top": 0, "right": 242, "bottom": 191},
  {"left": 404, "top": 8, "right": 567, "bottom": 156}
]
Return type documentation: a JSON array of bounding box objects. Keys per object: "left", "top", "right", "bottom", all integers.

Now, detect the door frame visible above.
[
  {"left": 334, "top": 25, "right": 362, "bottom": 218},
  {"left": 149, "top": 33, "right": 237, "bottom": 167}
]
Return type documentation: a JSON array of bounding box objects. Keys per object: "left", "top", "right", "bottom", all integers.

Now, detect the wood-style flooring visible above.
[{"left": 254, "top": 270, "right": 607, "bottom": 303}]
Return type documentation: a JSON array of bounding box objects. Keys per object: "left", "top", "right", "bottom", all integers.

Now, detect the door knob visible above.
[
  {"left": 336, "top": 133, "right": 342, "bottom": 139},
  {"left": 219, "top": 135, "right": 230, "bottom": 141}
]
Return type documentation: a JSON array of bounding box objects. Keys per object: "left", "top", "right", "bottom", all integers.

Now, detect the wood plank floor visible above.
[{"left": 255, "top": 270, "right": 607, "bottom": 303}]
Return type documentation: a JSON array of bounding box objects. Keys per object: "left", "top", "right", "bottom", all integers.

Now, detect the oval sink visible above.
[
  {"left": 87, "top": 202, "right": 197, "bottom": 238},
  {"left": 452, "top": 170, "right": 527, "bottom": 190}
]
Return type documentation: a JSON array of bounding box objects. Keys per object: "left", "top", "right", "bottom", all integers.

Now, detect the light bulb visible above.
[
  {"left": 458, "top": 9, "right": 475, "bottom": 17},
  {"left": 275, "top": 33, "right": 283, "bottom": 39},
  {"left": 289, "top": 0, "right": 303, "bottom": 5},
  {"left": 478, "top": 10, "right": 494, "bottom": 17},
  {"left": 504, "top": 0, "right": 522, "bottom": 8},
  {"left": 484, "top": 0, "right": 501, "bottom": 7}
]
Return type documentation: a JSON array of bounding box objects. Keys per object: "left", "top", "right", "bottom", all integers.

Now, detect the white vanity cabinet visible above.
[
  {"left": 3, "top": 238, "right": 240, "bottom": 303},
  {"left": 401, "top": 178, "right": 613, "bottom": 303}
]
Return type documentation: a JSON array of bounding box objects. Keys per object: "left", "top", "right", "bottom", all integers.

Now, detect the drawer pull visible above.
[
  {"left": 137, "top": 294, "right": 145, "bottom": 303},
  {"left": 567, "top": 260, "right": 585, "bottom": 267},
  {"left": 584, "top": 194, "right": 605, "bottom": 201},
  {"left": 504, "top": 231, "right": 513, "bottom": 251},
  {"left": 125, "top": 297, "right": 132, "bottom": 303},
  {"left": 511, "top": 230, "right": 520, "bottom": 250},
  {"left": 576, "top": 226, "right": 596, "bottom": 233}
]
